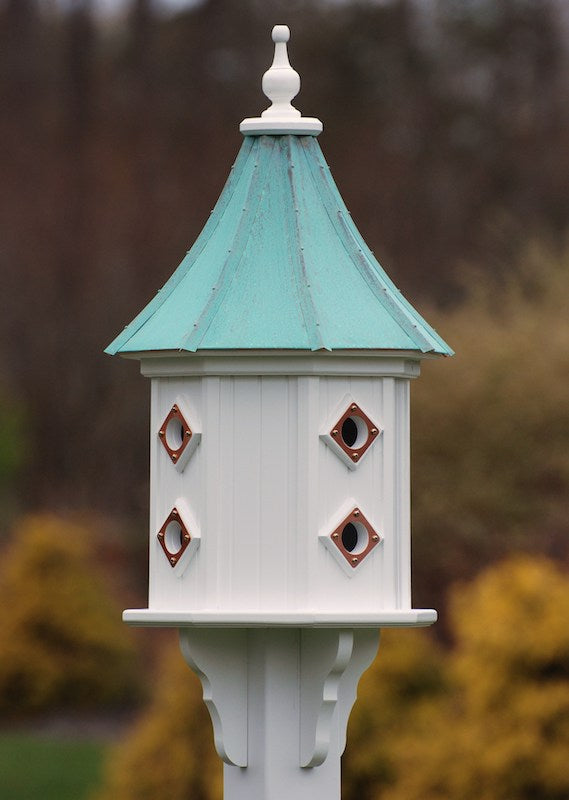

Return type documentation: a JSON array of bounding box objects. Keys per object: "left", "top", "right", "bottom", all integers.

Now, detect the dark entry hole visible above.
[
  {"left": 341, "top": 522, "right": 358, "bottom": 553},
  {"left": 165, "top": 418, "right": 185, "bottom": 451},
  {"left": 165, "top": 520, "right": 184, "bottom": 554},
  {"left": 341, "top": 417, "right": 358, "bottom": 448}
]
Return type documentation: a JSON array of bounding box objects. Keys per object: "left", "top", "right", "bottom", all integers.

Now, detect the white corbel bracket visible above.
[
  {"left": 179, "top": 628, "right": 248, "bottom": 767},
  {"left": 178, "top": 627, "right": 379, "bottom": 770},
  {"left": 300, "top": 628, "right": 379, "bottom": 767}
]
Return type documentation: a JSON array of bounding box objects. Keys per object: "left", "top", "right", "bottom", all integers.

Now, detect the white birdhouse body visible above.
[
  {"left": 131, "top": 354, "right": 430, "bottom": 627},
  {"left": 109, "top": 95, "right": 452, "bottom": 628}
]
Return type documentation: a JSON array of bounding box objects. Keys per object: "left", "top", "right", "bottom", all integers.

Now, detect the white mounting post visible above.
[{"left": 180, "top": 627, "right": 379, "bottom": 800}]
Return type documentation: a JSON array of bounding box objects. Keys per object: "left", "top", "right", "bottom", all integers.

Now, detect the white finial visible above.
[{"left": 240, "top": 25, "right": 323, "bottom": 136}]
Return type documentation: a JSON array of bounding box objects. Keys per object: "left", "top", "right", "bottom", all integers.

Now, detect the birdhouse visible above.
[{"left": 106, "top": 25, "right": 452, "bottom": 800}]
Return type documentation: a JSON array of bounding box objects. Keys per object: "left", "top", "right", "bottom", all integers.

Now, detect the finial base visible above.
[{"left": 240, "top": 117, "right": 323, "bottom": 136}]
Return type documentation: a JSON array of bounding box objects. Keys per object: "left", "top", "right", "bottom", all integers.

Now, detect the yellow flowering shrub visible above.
[
  {"left": 343, "top": 628, "right": 446, "bottom": 800},
  {"left": 0, "top": 514, "right": 140, "bottom": 715},
  {"left": 383, "top": 556, "right": 569, "bottom": 800}
]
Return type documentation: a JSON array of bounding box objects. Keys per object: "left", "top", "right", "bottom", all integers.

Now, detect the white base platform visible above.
[{"left": 123, "top": 608, "right": 437, "bottom": 627}]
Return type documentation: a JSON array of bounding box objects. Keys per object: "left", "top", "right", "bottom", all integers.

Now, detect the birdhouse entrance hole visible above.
[
  {"left": 165, "top": 418, "right": 185, "bottom": 451},
  {"left": 341, "top": 521, "right": 367, "bottom": 553},
  {"left": 340, "top": 415, "right": 368, "bottom": 449},
  {"left": 165, "top": 520, "right": 184, "bottom": 553}
]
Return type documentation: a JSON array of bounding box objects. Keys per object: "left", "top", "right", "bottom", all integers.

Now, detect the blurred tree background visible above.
[{"left": 0, "top": 0, "right": 568, "bottom": 797}]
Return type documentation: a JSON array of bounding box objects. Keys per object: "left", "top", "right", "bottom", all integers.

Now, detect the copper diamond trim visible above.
[
  {"left": 158, "top": 404, "right": 193, "bottom": 464},
  {"left": 157, "top": 507, "right": 192, "bottom": 568},
  {"left": 329, "top": 507, "right": 381, "bottom": 568},
  {"left": 330, "top": 402, "right": 381, "bottom": 462}
]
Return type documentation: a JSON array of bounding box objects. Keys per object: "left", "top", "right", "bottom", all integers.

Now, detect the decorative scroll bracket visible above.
[
  {"left": 179, "top": 628, "right": 248, "bottom": 767},
  {"left": 300, "top": 628, "right": 380, "bottom": 767},
  {"left": 179, "top": 627, "right": 379, "bottom": 773}
]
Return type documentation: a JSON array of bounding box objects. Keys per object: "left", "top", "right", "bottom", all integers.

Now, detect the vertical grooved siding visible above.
[
  {"left": 149, "top": 373, "right": 411, "bottom": 614},
  {"left": 398, "top": 379, "right": 412, "bottom": 609}
]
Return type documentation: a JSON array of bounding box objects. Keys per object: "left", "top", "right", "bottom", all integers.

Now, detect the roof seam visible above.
[
  {"left": 176, "top": 136, "right": 280, "bottom": 351},
  {"left": 285, "top": 137, "right": 327, "bottom": 351}
]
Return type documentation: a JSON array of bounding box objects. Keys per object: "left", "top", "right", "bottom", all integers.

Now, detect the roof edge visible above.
[{"left": 113, "top": 347, "right": 450, "bottom": 361}]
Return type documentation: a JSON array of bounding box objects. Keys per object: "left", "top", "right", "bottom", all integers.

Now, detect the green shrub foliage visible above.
[{"left": 0, "top": 514, "right": 140, "bottom": 715}]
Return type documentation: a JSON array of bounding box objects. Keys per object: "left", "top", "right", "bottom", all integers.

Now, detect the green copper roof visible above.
[{"left": 106, "top": 134, "right": 453, "bottom": 356}]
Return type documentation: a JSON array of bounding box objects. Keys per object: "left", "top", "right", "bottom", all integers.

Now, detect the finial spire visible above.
[{"left": 240, "top": 25, "right": 323, "bottom": 136}]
